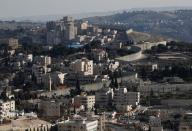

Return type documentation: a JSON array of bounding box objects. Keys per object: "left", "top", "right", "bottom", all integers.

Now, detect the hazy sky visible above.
[{"left": 0, "top": 0, "right": 192, "bottom": 17}]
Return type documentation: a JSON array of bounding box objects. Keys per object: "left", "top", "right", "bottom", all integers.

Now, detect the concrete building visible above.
[
  {"left": 108, "top": 61, "right": 119, "bottom": 72},
  {"left": 92, "top": 49, "right": 108, "bottom": 62},
  {"left": 8, "top": 38, "right": 19, "bottom": 50},
  {"left": 86, "top": 113, "right": 106, "bottom": 131},
  {"left": 46, "top": 21, "right": 62, "bottom": 45},
  {"left": 57, "top": 116, "right": 98, "bottom": 131},
  {"left": 0, "top": 38, "right": 19, "bottom": 50},
  {"left": 179, "top": 113, "right": 192, "bottom": 131},
  {"left": 34, "top": 56, "right": 51, "bottom": 66},
  {"left": 0, "top": 117, "right": 52, "bottom": 131},
  {"left": 95, "top": 87, "right": 114, "bottom": 108},
  {"left": 47, "top": 29, "right": 62, "bottom": 45},
  {"left": 38, "top": 98, "right": 76, "bottom": 118},
  {"left": 113, "top": 88, "right": 140, "bottom": 106},
  {"left": 61, "top": 16, "right": 76, "bottom": 41},
  {"left": 38, "top": 100, "right": 61, "bottom": 118},
  {"left": 70, "top": 58, "right": 93, "bottom": 76},
  {"left": 149, "top": 116, "right": 163, "bottom": 131},
  {"left": 135, "top": 63, "right": 158, "bottom": 72},
  {"left": 32, "top": 64, "right": 51, "bottom": 84},
  {"left": 0, "top": 99, "right": 15, "bottom": 119},
  {"left": 139, "top": 83, "right": 192, "bottom": 96},
  {"left": 81, "top": 21, "right": 88, "bottom": 30},
  {"left": 42, "top": 72, "right": 66, "bottom": 90},
  {"left": 74, "top": 95, "right": 95, "bottom": 110}
]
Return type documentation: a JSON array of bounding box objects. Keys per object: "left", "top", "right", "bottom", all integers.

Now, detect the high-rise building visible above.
[
  {"left": 60, "top": 16, "right": 76, "bottom": 41},
  {"left": 46, "top": 21, "right": 62, "bottom": 45}
]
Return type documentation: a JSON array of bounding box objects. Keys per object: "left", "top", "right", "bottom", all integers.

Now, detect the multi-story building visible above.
[
  {"left": 57, "top": 116, "right": 98, "bottom": 131},
  {"left": 47, "top": 29, "right": 62, "bottom": 45},
  {"left": 32, "top": 56, "right": 52, "bottom": 85},
  {"left": 61, "top": 16, "right": 76, "bottom": 41},
  {"left": 74, "top": 95, "right": 95, "bottom": 110},
  {"left": 0, "top": 38, "right": 19, "bottom": 50},
  {"left": 113, "top": 87, "right": 140, "bottom": 112},
  {"left": 179, "top": 113, "right": 192, "bottom": 131},
  {"left": 42, "top": 71, "right": 66, "bottom": 90},
  {"left": 0, "top": 117, "right": 52, "bottom": 131},
  {"left": 32, "top": 65, "right": 45, "bottom": 84},
  {"left": 70, "top": 58, "right": 93, "bottom": 76},
  {"left": 113, "top": 87, "right": 140, "bottom": 106},
  {"left": 32, "top": 64, "right": 51, "bottom": 84},
  {"left": 0, "top": 100, "right": 15, "bottom": 119},
  {"left": 86, "top": 113, "right": 106, "bottom": 131},
  {"left": 95, "top": 87, "right": 114, "bottom": 108},
  {"left": 8, "top": 38, "right": 19, "bottom": 50},
  {"left": 91, "top": 49, "right": 108, "bottom": 62},
  {"left": 38, "top": 100, "right": 61, "bottom": 118},
  {"left": 34, "top": 56, "right": 51, "bottom": 66},
  {"left": 149, "top": 116, "right": 163, "bottom": 131},
  {"left": 46, "top": 21, "right": 62, "bottom": 45}
]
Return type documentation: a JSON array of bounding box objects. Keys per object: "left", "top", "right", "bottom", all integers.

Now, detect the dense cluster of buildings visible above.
[{"left": 0, "top": 15, "right": 192, "bottom": 131}]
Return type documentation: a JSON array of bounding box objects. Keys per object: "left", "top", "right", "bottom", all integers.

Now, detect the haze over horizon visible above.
[{"left": 1, "top": 0, "right": 192, "bottom": 18}]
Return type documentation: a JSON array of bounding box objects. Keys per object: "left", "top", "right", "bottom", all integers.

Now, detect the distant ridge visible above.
[
  {"left": 1, "top": 6, "right": 192, "bottom": 22},
  {"left": 86, "top": 9, "right": 192, "bottom": 42},
  {"left": 0, "top": 11, "right": 117, "bottom": 22}
]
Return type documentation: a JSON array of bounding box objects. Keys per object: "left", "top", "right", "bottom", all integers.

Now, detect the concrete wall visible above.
[
  {"left": 115, "top": 41, "right": 167, "bottom": 62},
  {"left": 161, "top": 99, "right": 192, "bottom": 107},
  {"left": 116, "top": 46, "right": 142, "bottom": 62},
  {"left": 135, "top": 41, "right": 167, "bottom": 51},
  {"left": 38, "top": 74, "right": 137, "bottom": 98},
  {"left": 139, "top": 83, "right": 192, "bottom": 96}
]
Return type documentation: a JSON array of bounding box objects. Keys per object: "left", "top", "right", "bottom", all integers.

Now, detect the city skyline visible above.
[{"left": 0, "top": 0, "right": 192, "bottom": 18}]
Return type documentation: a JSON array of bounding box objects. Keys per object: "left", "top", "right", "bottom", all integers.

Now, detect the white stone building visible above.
[
  {"left": 0, "top": 100, "right": 15, "bottom": 119},
  {"left": 58, "top": 116, "right": 98, "bottom": 131},
  {"left": 0, "top": 117, "right": 52, "bottom": 131},
  {"left": 70, "top": 58, "right": 93, "bottom": 76}
]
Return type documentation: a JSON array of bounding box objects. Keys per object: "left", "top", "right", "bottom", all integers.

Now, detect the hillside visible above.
[{"left": 86, "top": 10, "right": 192, "bottom": 42}]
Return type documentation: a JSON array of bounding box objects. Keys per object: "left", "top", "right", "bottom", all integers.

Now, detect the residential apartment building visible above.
[
  {"left": 61, "top": 16, "right": 76, "bottom": 41},
  {"left": 0, "top": 100, "right": 15, "bottom": 119},
  {"left": 34, "top": 56, "right": 51, "bottom": 66},
  {"left": 70, "top": 58, "right": 93, "bottom": 76},
  {"left": 0, "top": 117, "right": 52, "bottom": 131},
  {"left": 149, "top": 116, "right": 163, "bottom": 131},
  {"left": 179, "top": 113, "right": 192, "bottom": 131},
  {"left": 95, "top": 87, "right": 114, "bottom": 108},
  {"left": 38, "top": 100, "right": 61, "bottom": 118},
  {"left": 8, "top": 38, "right": 19, "bottom": 50},
  {"left": 74, "top": 95, "right": 95, "bottom": 110},
  {"left": 58, "top": 117, "right": 98, "bottom": 131},
  {"left": 42, "top": 71, "right": 66, "bottom": 89},
  {"left": 113, "top": 87, "right": 140, "bottom": 106}
]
